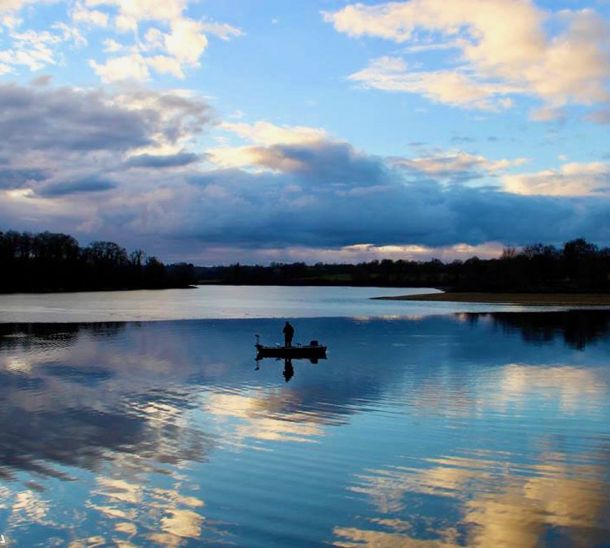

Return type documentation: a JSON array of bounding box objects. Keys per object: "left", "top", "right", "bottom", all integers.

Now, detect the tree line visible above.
[
  {"left": 2, "top": 231, "right": 608, "bottom": 293},
  {"left": 195, "top": 238, "right": 610, "bottom": 293},
  {"left": 0, "top": 230, "right": 196, "bottom": 293}
]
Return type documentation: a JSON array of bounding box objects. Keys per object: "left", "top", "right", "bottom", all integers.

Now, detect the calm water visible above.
[
  {"left": 0, "top": 285, "right": 582, "bottom": 323},
  {"left": 0, "top": 305, "right": 610, "bottom": 547}
]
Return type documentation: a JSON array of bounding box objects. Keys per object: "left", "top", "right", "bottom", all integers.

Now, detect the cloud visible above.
[
  {"left": 256, "top": 242, "right": 506, "bottom": 263},
  {"left": 0, "top": 167, "right": 48, "bottom": 189},
  {"left": 587, "top": 107, "right": 610, "bottom": 124},
  {"left": 85, "top": 0, "right": 186, "bottom": 28},
  {"left": 249, "top": 142, "right": 390, "bottom": 184},
  {"left": 221, "top": 121, "right": 328, "bottom": 146},
  {"left": 209, "top": 121, "right": 385, "bottom": 183},
  {"left": 178, "top": 136, "right": 610, "bottom": 252},
  {"left": 180, "top": 133, "right": 610, "bottom": 253},
  {"left": 71, "top": 2, "right": 108, "bottom": 27},
  {"left": 529, "top": 106, "right": 566, "bottom": 122},
  {"left": 503, "top": 162, "right": 610, "bottom": 196},
  {"left": 145, "top": 54, "right": 184, "bottom": 78},
  {"left": 211, "top": 122, "right": 525, "bottom": 186},
  {"left": 0, "top": 82, "right": 211, "bottom": 203},
  {"left": 79, "top": 0, "right": 241, "bottom": 82},
  {"left": 394, "top": 150, "right": 527, "bottom": 184},
  {"left": 325, "top": 1, "right": 610, "bottom": 113},
  {"left": 0, "top": 83, "right": 210, "bottom": 154},
  {"left": 164, "top": 18, "right": 208, "bottom": 65},
  {"left": 199, "top": 21, "right": 243, "bottom": 41},
  {"left": 0, "top": 0, "right": 241, "bottom": 81},
  {"left": 125, "top": 152, "right": 201, "bottom": 169},
  {"left": 0, "top": 24, "right": 77, "bottom": 74},
  {"left": 0, "top": 84, "right": 149, "bottom": 152},
  {"left": 209, "top": 121, "right": 331, "bottom": 169},
  {"left": 90, "top": 53, "right": 151, "bottom": 82},
  {"left": 38, "top": 176, "right": 117, "bottom": 197},
  {"left": 0, "top": 0, "right": 44, "bottom": 13},
  {"left": 349, "top": 56, "right": 517, "bottom": 111},
  {"left": 2, "top": 87, "right": 610, "bottom": 260}
]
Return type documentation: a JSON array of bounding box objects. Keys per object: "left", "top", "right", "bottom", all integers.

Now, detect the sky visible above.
[{"left": 1, "top": 0, "right": 610, "bottom": 264}]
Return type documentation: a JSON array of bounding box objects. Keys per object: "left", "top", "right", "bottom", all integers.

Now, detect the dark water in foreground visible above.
[{"left": 1, "top": 311, "right": 610, "bottom": 546}]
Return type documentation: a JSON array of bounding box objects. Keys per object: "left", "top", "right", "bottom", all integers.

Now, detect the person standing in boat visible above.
[{"left": 283, "top": 321, "right": 295, "bottom": 347}]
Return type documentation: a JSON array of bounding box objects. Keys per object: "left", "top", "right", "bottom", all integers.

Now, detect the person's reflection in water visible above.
[{"left": 283, "top": 358, "right": 294, "bottom": 382}]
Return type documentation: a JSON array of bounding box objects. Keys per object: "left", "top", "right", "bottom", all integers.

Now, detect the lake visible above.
[
  {"left": 0, "top": 287, "right": 609, "bottom": 546},
  {"left": 0, "top": 285, "right": 584, "bottom": 323}
]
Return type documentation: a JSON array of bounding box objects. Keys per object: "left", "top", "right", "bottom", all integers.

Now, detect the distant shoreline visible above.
[
  {"left": 374, "top": 292, "right": 610, "bottom": 306},
  {"left": 0, "top": 285, "right": 197, "bottom": 295}
]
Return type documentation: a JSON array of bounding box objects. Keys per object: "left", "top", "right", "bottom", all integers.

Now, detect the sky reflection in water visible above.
[{"left": 0, "top": 312, "right": 609, "bottom": 546}]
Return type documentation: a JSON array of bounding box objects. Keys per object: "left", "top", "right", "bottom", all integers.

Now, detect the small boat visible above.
[{"left": 255, "top": 335, "right": 327, "bottom": 362}]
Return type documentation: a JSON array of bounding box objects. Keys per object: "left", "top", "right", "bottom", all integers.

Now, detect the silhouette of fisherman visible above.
[
  {"left": 283, "top": 358, "right": 294, "bottom": 382},
  {"left": 283, "top": 321, "right": 295, "bottom": 347}
]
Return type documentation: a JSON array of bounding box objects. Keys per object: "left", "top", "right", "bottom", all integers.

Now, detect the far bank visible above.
[{"left": 375, "top": 292, "right": 610, "bottom": 306}]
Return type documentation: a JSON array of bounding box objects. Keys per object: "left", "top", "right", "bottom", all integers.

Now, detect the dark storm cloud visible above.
[
  {"left": 2, "top": 81, "right": 609, "bottom": 257},
  {"left": 0, "top": 84, "right": 150, "bottom": 151},
  {"left": 253, "top": 141, "right": 390, "bottom": 186},
  {"left": 0, "top": 82, "right": 212, "bottom": 206},
  {"left": 0, "top": 83, "right": 211, "bottom": 155},
  {"left": 37, "top": 176, "right": 117, "bottom": 197},
  {"left": 125, "top": 152, "right": 201, "bottom": 168},
  {"left": 0, "top": 167, "right": 48, "bottom": 188},
  {"left": 178, "top": 140, "right": 610, "bottom": 250}
]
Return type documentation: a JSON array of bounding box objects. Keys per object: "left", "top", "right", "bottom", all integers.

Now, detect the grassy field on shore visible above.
[{"left": 375, "top": 292, "right": 610, "bottom": 306}]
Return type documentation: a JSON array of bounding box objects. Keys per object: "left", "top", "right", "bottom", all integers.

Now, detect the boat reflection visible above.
[
  {"left": 283, "top": 358, "right": 294, "bottom": 383},
  {"left": 255, "top": 356, "right": 318, "bottom": 383}
]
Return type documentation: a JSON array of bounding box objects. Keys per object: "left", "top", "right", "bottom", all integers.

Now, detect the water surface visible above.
[
  {"left": 0, "top": 285, "right": 589, "bottom": 323},
  {"left": 0, "top": 311, "right": 609, "bottom": 546}
]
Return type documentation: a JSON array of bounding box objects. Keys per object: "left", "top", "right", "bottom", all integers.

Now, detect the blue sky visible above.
[{"left": 1, "top": 0, "right": 610, "bottom": 263}]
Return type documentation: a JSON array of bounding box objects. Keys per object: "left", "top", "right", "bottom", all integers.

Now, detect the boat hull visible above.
[{"left": 255, "top": 344, "right": 327, "bottom": 361}]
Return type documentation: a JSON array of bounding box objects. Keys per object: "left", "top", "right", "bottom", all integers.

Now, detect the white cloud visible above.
[
  {"left": 350, "top": 56, "right": 518, "bottom": 110},
  {"left": 71, "top": 2, "right": 108, "bottom": 27},
  {"left": 503, "top": 162, "right": 610, "bottom": 196},
  {"left": 221, "top": 121, "right": 328, "bottom": 146},
  {"left": 0, "top": 0, "right": 38, "bottom": 12},
  {"left": 146, "top": 54, "right": 184, "bottom": 78},
  {"left": 209, "top": 121, "right": 329, "bottom": 168},
  {"left": 325, "top": 1, "right": 610, "bottom": 113},
  {"left": 322, "top": 242, "right": 505, "bottom": 262},
  {"left": 0, "top": 0, "right": 241, "bottom": 82},
  {"left": 0, "top": 28, "right": 62, "bottom": 72},
  {"left": 199, "top": 21, "right": 243, "bottom": 41},
  {"left": 210, "top": 122, "right": 529, "bottom": 186},
  {"left": 0, "top": 14, "right": 21, "bottom": 27},
  {"left": 102, "top": 38, "right": 122, "bottom": 52},
  {"left": 79, "top": 1, "right": 241, "bottom": 82},
  {"left": 395, "top": 150, "right": 527, "bottom": 180},
  {"left": 164, "top": 18, "right": 208, "bottom": 65},
  {"left": 85, "top": 0, "right": 186, "bottom": 28},
  {"left": 0, "top": 4, "right": 89, "bottom": 74},
  {"left": 90, "top": 53, "right": 150, "bottom": 82}
]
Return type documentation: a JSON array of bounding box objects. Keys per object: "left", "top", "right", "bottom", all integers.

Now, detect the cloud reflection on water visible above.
[
  {"left": 0, "top": 312, "right": 608, "bottom": 545},
  {"left": 339, "top": 452, "right": 610, "bottom": 547}
]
